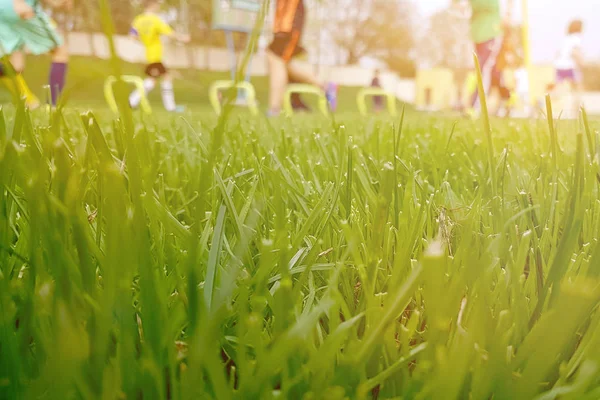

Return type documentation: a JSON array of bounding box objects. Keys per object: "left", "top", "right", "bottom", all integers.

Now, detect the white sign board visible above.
[{"left": 213, "top": 0, "right": 262, "bottom": 33}]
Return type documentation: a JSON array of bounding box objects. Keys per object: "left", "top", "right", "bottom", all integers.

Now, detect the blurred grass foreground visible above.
[{"left": 2, "top": 98, "right": 600, "bottom": 399}]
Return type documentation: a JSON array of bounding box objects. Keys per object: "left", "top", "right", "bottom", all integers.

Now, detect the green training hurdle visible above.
[
  {"left": 356, "top": 88, "right": 397, "bottom": 116},
  {"left": 283, "top": 84, "right": 329, "bottom": 116},
  {"left": 209, "top": 80, "right": 259, "bottom": 116},
  {"left": 104, "top": 75, "right": 152, "bottom": 115}
]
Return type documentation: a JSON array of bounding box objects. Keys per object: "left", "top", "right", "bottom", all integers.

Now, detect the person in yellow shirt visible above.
[{"left": 128, "top": 0, "right": 190, "bottom": 112}]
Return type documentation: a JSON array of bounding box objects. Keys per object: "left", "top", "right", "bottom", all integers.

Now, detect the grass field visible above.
[{"left": 2, "top": 68, "right": 600, "bottom": 399}]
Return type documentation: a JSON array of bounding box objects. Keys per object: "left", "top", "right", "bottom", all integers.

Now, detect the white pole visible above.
[{"left": 521, "top": 0, "right": 533, "bottom": 105}]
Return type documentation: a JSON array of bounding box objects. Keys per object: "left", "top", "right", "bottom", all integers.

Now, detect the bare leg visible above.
[
  {"left": 572, "top": 80, "right": 583, "bottom": 117},
  {"left": 49, "top": 45, "right": 69, "bottom": 105},
  {"left": 51, "top": 44, "right": 69, "bottom": 63},
  {"left": 287, "top": 60, "right": 321, "bottom": 87},
  {"left": 160, "top": 74, "right": 177, "bottom": 111},
  {"left": 6, "top": 51, "right": 39, "bottom": 108},
  {"left": 267, "top": 50, "right": 288, "bottom": 113},
  {"left": 9, "top": 51, "right": 26, "bottom": 71},
  {"left": 130, "top": 77, "right": 156, "bottom": 108},
  {"left": 550, "top": 81, "right": 569, "bottom": 117}
]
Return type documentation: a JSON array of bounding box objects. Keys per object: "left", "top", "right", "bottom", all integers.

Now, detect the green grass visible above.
[{"left": 2, "top": 88, "right": 600, "bottom": 400}]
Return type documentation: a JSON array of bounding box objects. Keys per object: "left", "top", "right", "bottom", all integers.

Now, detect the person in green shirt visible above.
[
  {"left": 470, "top": 0, "right": 503, "bottom": 44},
  {"left": 454, "top": 0, "right": 508, "bottom": 111}
]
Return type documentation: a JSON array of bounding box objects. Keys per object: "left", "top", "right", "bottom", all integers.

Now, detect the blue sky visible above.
[{"left": 418, "top": 0, "right": 600, "bottom": 63}]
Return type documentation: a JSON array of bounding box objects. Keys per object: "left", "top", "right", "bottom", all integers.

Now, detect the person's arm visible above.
[
  {"left": 13, "top": 0, "right": 35, "bottom": 19},
  {"left": 172, "top": 32, "right": 191, "bottom": 43},
  {"left": 158, "top": 20, "right": 190, "bottom": 43}
]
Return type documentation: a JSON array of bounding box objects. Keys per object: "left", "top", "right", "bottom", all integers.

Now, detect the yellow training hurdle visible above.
[
  {"left": 209, "top": 80, "right": 259, "bottom": 116},
  {"left": 104, "top": 75, "right": 152, "bottom": 114}
]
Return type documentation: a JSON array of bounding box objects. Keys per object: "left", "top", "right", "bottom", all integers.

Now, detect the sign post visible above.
[
  {"left": 212, "top": 0, "right": 262, "bottom": 92},
  {"left": 213, "top": 0, "right": 262, "bottom": 32}
]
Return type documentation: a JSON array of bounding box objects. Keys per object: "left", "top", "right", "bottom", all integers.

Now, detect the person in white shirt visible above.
[
  {"left": 553, "top": 19, "right": 584, "bottom": 118},
  {"left": 555, "top": 20, "right": 584, "bottom": 87}
]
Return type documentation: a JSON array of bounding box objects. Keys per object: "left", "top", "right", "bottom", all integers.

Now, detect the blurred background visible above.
[
  {"left": 48, "top": 0, "right": 600, "bottom": 69},
  {"left": 28, "top": 0, "right": 600, "bottom": 113}
]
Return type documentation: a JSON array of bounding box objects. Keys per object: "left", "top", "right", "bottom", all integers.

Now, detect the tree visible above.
[
  {"left": 50, "top": 0, "right": 137, "bottom": 34},
  {"left": 320, "top": 0, "right": 415, "bottom": 75},
  {"left": 365, "top": 0, "right": 415, "bottom": 76},
  {"left": 415, "top": 8, "right": 472, "bottom": 72},
  {"left": 415, "top": 7, "right": 473, "bottom": 107},
  {"left": 187, "top": 0, "right": 213, "bottom": 41}
]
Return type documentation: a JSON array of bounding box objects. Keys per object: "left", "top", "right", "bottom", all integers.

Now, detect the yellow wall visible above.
[
  {"left": 526, "top": 65, "right": 555, "bottom": 103},
  {"left": 415, "top": 68, "right": 456, "bottom": 110},
  {"left": 416, "top": 65, "right": 556, "bottom": 111}
]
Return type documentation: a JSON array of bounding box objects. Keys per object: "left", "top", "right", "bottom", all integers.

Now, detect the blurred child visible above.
[
  {"left": 129, "top": 0, "right": 190, "bottom": 112},
  {"left": 555, "top": 20, "right": 584, "bottom": 87},
  {"left": 494, "top": 25, "right": 520, "bottom": 117},
  {"left": 371, "top": 69, "right": 383, "bottom": 112},
  {"left": 267, "top": 0, "right": 322, "bottom": 116},
  {"left": 455, "top": 0, "right": 522, "bottom": 117},
  {"left": 0, "top": 0, "right": 72, "bottom": 106},
  {"left": 461, "top": 0, "right": 503, "bottom": 112},
  {"left": 553, "top": 19, "right": 584, "bottom": 116}
]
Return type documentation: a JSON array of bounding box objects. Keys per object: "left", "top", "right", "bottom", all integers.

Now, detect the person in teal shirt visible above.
[{"left": 0, "top": 0, "right": 71, "bottom": 106}]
